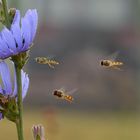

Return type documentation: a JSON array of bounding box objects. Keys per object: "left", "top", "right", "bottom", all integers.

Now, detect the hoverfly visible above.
[
  {"left": 100, "top": 52, "right": 123, "bottom": 70},
  {"left": 35, "top": 57, "right": 59, "bottom": 68},
  {"left": 53, "top": 88, "right": 77, "bottom": 103}
]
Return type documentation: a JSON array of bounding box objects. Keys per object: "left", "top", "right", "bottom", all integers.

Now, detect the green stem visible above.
[
  {"left": 2, "top": 0, "right": 10, "bottom": 28},
  {"left": 15, "top": 65, "right": 24, "bottom": 140},
  {"left": 16, "top": 121, "right": 21, "bottom": 140}
]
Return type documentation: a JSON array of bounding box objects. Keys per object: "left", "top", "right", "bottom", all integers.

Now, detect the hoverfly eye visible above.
[
  {"left": 101, "top": 61, "right": 104, "bottom": 65},
  {"left": 53, "top": 90, "right": 57, "bottom": 95}
]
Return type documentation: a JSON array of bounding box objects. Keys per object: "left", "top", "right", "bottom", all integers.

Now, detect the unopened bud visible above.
[
  {"left": 8, "top": 8, "right": 16, "bottom": 24},
  {"left": 32, "top": 124, "right": 46, "bottom": 140}
]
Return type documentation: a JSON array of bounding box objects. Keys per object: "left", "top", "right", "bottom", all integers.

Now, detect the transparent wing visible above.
[
  {"left": 35, "top": 55, "right": 55, "bottom": 60},
  {"left": 46, "top": 55, "right": 59, "bottom": 65},
  {"left": 57, "top": 87, "right": 78, "bottom": 95},
  {"left": 106, "top": 51, "right": 119, "bottom": 61},
  {"left": 67, "top": 88, "right": 78, "bottom": 95},
  {"left": 58, "top": 87, "right": 66, "bottom": 92},
  {"left": 46, "top": 55, "right": 55, "bottom": 60},
  {"left": 34, "top": 56, "right": 46, "bottom": 60}
]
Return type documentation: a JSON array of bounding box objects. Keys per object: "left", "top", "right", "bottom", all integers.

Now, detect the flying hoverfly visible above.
[
  {"left": 100, "top": 52, "right": 123, "bottom": 70},
  {"left": 53, "top": 88, "right": 77, "bottom": 103},
  {"left": 35, "top": 57, "right": 59, "bottom": 68}
]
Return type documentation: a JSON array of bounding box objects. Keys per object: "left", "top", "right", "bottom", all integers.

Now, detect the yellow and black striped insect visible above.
[
  {"left": 100, "top": 52, "right": 123, "bottom": 70},
  {"left": 53, "top": 88, "right": 77, "bottom": 103},
  {"left": 35, "top": 57, "right": 59, "bottom": 68}
]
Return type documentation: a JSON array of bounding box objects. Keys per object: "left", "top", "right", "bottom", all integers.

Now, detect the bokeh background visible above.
[{"left": 0, "top": 0, "right": 140, "bottom": 140}]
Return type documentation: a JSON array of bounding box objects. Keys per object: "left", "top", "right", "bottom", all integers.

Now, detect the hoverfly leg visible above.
[
  {"left": 113, "top": 66, "right": 122, "bottom": 71},
  {"left": 48, "top": 63, "right": 54, "bottom": 69}
]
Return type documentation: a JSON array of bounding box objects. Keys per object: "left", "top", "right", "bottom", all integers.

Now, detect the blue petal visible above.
[
  {"left": 0, "top": 113, "right": 3, "bottom": 120},
  {"left": 13, "top": 68, "right": 17, "bottom": 96},
  {"left": 0, "top": 35, "right": 12, "bottom": 54},
  {"left": 0, "top": 9, "right": 38, "bottom": 59},
  {"left": 13, "top": 69, "right": 29, "bottom": 100},
  {"left": 11, "top": 23, "right": 22, "bottom": 51},
  {"left": 0, "top": 49, "right": 7, "bottom": 59},
  {"left": 12, "top": 10, "right": 21, "bottom": 25},
  {"left": 21, "top": 17, "right": 31, "bottom": 51},
  {"left": 0, "top": 85, "right": 4, "bottom": 94},
  {"left": 24, "top": 9, "right": 38, "bottom": 42},
  {"left": 21, "top": 70, "right": 29, "bottom": 99},
  {"left": 1, "top": 28, "right": 17, "bottom": 53},
  {"left": 0, "top": 61, "right": 12, "bottom": 94}
]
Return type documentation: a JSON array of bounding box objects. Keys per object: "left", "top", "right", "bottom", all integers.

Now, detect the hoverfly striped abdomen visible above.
[{"left": 64, "top": 95, "right": 74, "bottom": 102}]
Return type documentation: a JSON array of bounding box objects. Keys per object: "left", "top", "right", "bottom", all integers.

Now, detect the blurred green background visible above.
[{"left": 1, "top": 0, "right": 140, "bottom": 140}]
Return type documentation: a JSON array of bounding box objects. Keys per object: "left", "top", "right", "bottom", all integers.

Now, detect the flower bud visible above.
[
  {"left": 8, "top": 8, "right": 16, "bottom": 24},
  {"left": 32, "top": 124, "right": 46, "bottom": 140}
]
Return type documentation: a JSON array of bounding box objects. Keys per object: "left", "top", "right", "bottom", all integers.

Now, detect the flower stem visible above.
[
  {"left": 15, "top": 65, "right": 24, "bottom": 140},
  {"left": 2, "top": 0, "right": 10, "bottom": 28},
  {"left": 16, "top": 121, "right": 21, "bottom": 140}
]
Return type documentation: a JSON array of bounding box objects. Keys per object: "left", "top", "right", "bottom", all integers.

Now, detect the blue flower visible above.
[
  {"left": 0, "top": 61, "right": 29, "bottom": 99},
  {"left": 0, "top": 9, "right": 38, "bottom": 59}
]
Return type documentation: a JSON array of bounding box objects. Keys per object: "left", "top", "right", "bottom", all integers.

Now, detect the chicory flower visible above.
[
  {"left": 0, "top": 61, "right": 29, "bottom": 99},
  {"left": 0, "top": 9, "right": 38, "bottom": 59}
]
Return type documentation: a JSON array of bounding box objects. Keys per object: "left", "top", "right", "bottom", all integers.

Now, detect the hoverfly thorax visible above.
[
  {"left": 53, "top": 90, "right": 63, "bottom": 98},
  {"left": 100, "top": 60, "right": 110, "bottom": 66}
]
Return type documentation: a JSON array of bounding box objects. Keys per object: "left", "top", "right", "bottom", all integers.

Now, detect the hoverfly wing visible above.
[
  {"left": 106, "top": 51, "right": 119, "bottom": 61},
  {"left": 113, "top": 66, "right": 124, "bottom": 71},
  {"left": 99, "top": 51, "right": 119, "bottom": 66},
  {"left": 57, "top": 87, "right": 77, "bottom": 95},
  {"left": 46, "top": 54, "right": 55, "bottom": 60},
  {"left": 47, "top": 55, "right": 59, "bottom": 63},
  {"left": 67, "top": 88, "right": 78, "bottom": 95},
  {"left": 34, "top": 55, "right": 54, "bottom": 61},
  {"left": 58, "top": 87, "right": 66, "bottom": 93}
]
